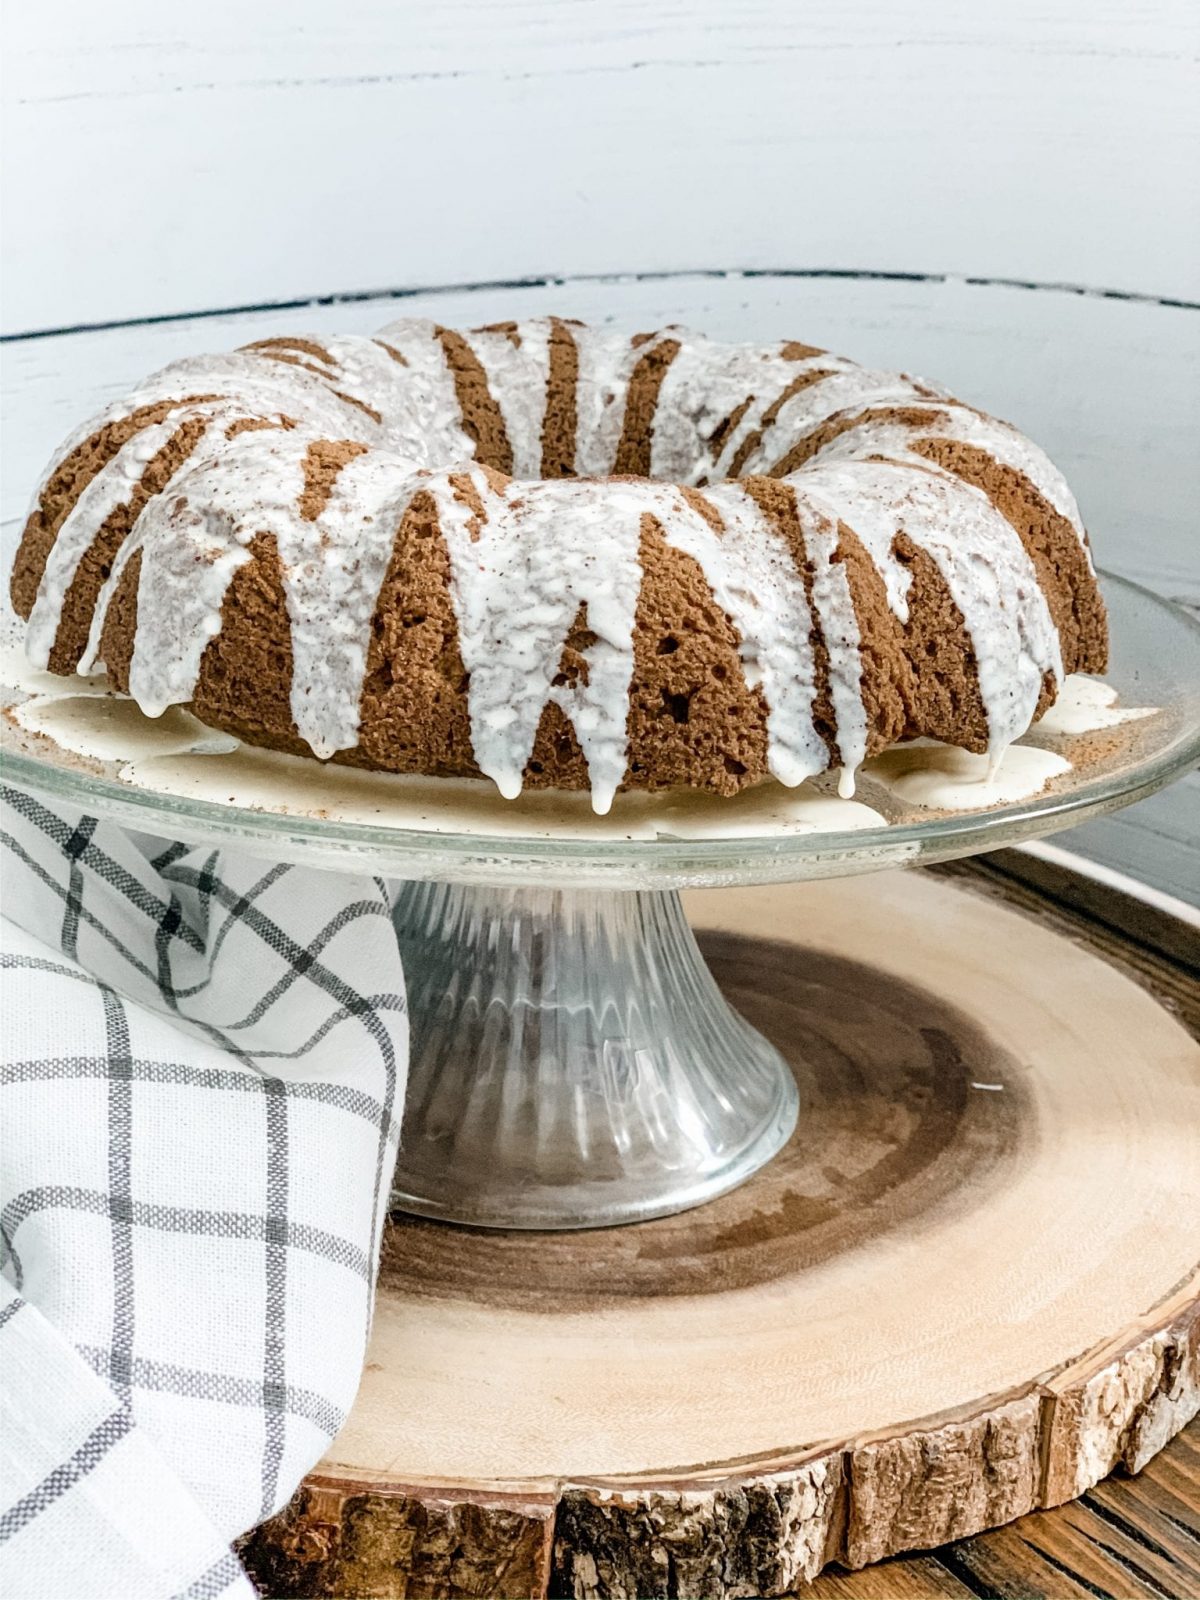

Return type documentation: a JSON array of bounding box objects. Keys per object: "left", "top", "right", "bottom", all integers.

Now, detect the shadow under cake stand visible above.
[{"left": 5, "top": 572, "right": 1200, "bottom": 1595}]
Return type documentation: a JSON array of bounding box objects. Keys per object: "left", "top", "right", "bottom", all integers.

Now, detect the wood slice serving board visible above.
[{"left": 241, "top": 862, "right": 1200, "bottom": 1599}]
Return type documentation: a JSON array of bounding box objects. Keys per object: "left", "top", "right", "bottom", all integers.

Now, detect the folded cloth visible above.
[{"left": 0, "top": 785, "right": 408, "bottom": 1598}]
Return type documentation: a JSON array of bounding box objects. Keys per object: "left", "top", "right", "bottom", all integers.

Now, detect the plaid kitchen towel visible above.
[{"left": 0, "top": 785, "right": 409, "bottom": 1598}]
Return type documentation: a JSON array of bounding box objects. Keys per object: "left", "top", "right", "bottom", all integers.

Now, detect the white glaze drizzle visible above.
[
  {"left": 124, "top": 431, "right": 426, "bottom": 758},
  {"left": 643, "top": 336, "right": 778, "bottom": 482},
  {"left": 433, "top": 469, "right": 644, "bottom": 814},
  {"left": 657, "top": 483, "right": 827, "bottom": 786},
  {"left": 19, "top": 320, "right": 1096, "bottom": 809},
  {"left": 74, "top": 412, "right": 247, "bottom": 678},
  {"left": 26, "top": 416, "right": 192, "bottom": 669},
  {"left": 797, "top": 457, "right": 1064, "bottom": 767},
  {"left": 460, "top": 322, "right": 553, "bottom": 478},
  {"left": 725, "top": 369, "right": 938, "bottom": 478},
  {"left": 22, "top": 351, "right": 361, "bottom": 659},
  {"left": 571, "top": 325, "right": 681, "bottom": 476},
  {"left": 274, "top": 447, "right": 423, "bottom": 757},
  {"left": 795, "top": 397, "right": 1091, "bottom": 559},
  {"left": 371, "top": 318, "right": 477, "bottom": 464},
  {"left": 791, "top": 485, "right": 870, "bottom": 780}
]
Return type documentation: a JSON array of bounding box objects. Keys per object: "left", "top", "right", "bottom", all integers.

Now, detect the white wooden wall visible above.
[
  {"left": 2, "top": 2, "right": 1197, "bottom": 898},
  {"left": 4, "top": 0, "right": 1199, "bottom": 329}
]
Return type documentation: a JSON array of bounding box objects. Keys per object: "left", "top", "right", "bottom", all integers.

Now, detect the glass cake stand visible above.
[{"left": 4, "top": 574, "right": 1199, "bottom": 1228}]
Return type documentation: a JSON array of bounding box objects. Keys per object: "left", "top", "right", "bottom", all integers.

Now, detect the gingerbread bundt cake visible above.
[{"left": 11, "top": 319, "right": 1107, "bottom": 813}]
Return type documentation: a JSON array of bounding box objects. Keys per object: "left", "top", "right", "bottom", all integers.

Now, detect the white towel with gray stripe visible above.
[{"left": 0, "top": 786, "right": 409, "bottom": 1598}]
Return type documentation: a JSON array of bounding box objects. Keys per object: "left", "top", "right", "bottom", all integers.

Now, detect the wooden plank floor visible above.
[{"left": 803, "top": 1423, "right": 1200, "bottom": 1599}]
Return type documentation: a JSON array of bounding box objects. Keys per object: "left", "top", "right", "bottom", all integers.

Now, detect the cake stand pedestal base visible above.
[
  {"left": 239, "top": 864, "right": 1200, "bottom": 1599},
  {"left": 391, "top": 881, "right": 799, "bottom": 1229}
]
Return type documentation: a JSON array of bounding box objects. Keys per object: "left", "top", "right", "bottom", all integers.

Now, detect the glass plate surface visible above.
[{"left": 3, "top": 574, "right": 1198, "bottom": 889}]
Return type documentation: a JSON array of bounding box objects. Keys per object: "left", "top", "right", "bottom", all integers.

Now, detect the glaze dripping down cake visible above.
[{"left": 11, "top": 319, "right": 1107, "bottom": 813}]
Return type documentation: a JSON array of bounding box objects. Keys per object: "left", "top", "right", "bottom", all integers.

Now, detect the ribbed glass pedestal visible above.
[{"left": 391, "top": 882, "right": 799, "bottom": 1229}]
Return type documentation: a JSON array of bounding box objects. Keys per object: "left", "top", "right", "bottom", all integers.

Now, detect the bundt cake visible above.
[{"left": 11, "top": 318, "right": 1107, "bottom": 814}]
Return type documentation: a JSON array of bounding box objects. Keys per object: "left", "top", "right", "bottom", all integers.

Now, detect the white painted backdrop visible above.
[{"left": 2, "top": 1, "right": 1197, "bottom": 897}]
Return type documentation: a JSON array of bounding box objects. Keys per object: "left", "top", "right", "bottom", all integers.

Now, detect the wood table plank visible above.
[
  {"left": 803, "top": 1555, "right": 978, "bottom": 1599},
  {"left": 1018, "top": 1501, "right": 1196, "bottom": 1595},
  {"left": 1084, "top": 1476, "right": 1200, "bottom": 1571},
  {"left": 942, "top": 1522, "right": 1152, "bottom": 1600},
  {"left": 803, "top": 1425, "right": 1200, "bottom": 1599},
  {"left": 1120, "top": 1427, "right": 1200, "bottom": 1540}
]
